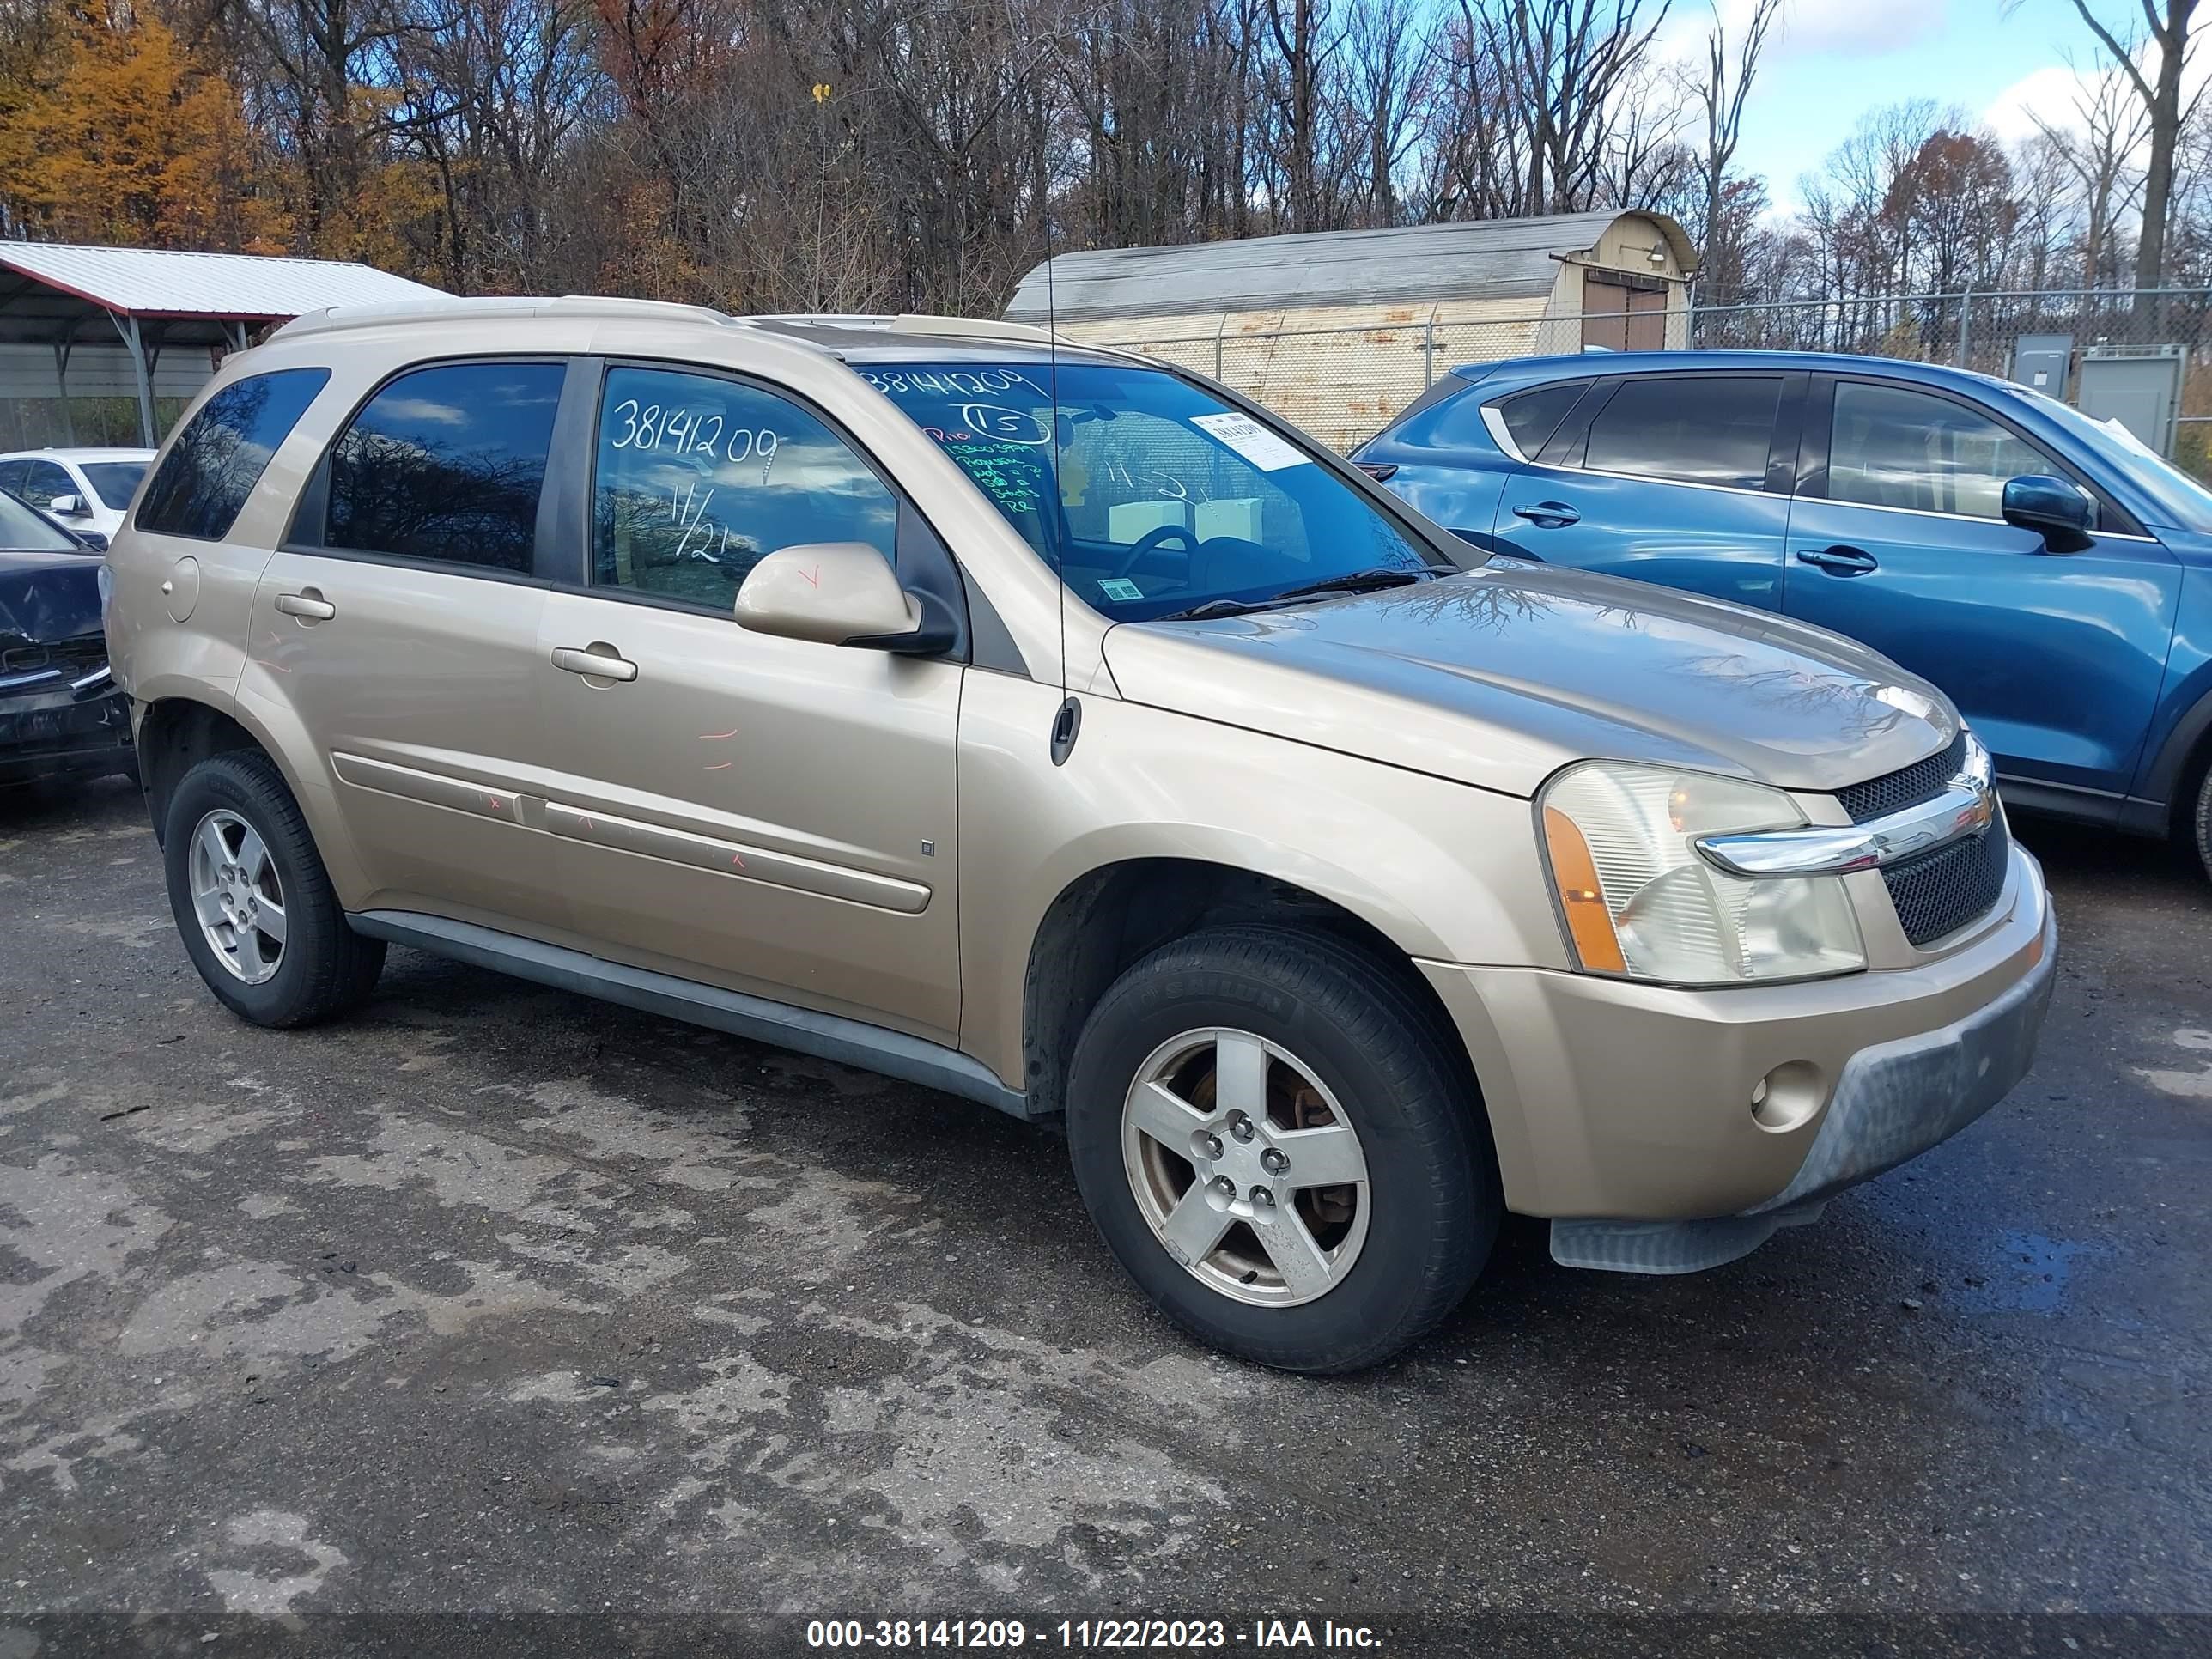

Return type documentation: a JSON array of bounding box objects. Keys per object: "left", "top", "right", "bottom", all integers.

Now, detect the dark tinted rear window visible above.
[
  {"left": 1492, "top": 381, "right": 1589, "bottom": 458},
  {"left": 136, "top": 368, "right": 329, "bottom": 540},
  {"left": 1584, "top": 374, "right": 1782, "bottom": 489},
  {"left": 325, "top": 362, "right": 564, "bottom": 572}
]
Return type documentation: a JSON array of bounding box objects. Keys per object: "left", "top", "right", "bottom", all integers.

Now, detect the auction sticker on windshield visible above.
[{"left": 1189, "top": 410, "right": 1310, "bottom": 471}]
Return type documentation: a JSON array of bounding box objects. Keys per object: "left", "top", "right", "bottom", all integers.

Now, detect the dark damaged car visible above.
[{"left": 0, "top": 487, "right": 132, "bottom": 787}]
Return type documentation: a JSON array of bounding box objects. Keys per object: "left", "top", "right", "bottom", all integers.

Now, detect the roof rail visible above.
[{"left": 269, "top": 293, "right": 738, "bottom": 343}]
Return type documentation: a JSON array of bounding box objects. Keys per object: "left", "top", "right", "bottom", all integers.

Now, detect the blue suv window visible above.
[
  {"left": 1489, "top": 381, "right": 1589, "bottom": 458},
  {"left": 1584, "top": 374, "right": 1781, "bottom": 490},
  {"left": 137, "top": 368, "right": 330, "bottom": 541}
]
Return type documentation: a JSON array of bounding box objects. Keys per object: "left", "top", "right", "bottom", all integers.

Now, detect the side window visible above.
[
  {"left": 1482, "top": 381, "right": 1589, "bottom": 459},
  {"left": 325, "top": 361, "right": 564, "bottom": 572},
  {"left": 1583, "top": 374, "right": 1782, "bottom": 489},
  {"left": 592, "top": 365, "right": 896, "bottom": 610},
  {"left": 1826, "top": 381, "right": 2056, "bottom": 520},
  {"left": 0, "top": 461, "right": 27, "bottom": 498},
  {"left": 137, "top": 368, "right": 330, "bottom": 540},
  {"left": 16, "top": 459, "right": 72, "bottom": 508}
]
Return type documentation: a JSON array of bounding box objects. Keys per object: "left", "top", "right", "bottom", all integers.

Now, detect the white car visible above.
[{"left": 0, "top": 447, "right": 155, "bottom": 544}]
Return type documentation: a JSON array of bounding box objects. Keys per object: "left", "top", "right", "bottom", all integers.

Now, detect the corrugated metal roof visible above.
[
  {"left": 0, "top": 242, "right": 449, "bottom": 319},
  {"left": 1005, "top": 212, "right": 1689, "bottom": 325}
]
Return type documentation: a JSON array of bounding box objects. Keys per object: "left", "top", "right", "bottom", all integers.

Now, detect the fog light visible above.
[{"left": 1751, "top": 1061, "right": 1824, "bottom": 1133}]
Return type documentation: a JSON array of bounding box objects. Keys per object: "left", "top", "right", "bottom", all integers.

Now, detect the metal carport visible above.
[{"left": 0, "top": 244, "right": 448, "bottom": 447}]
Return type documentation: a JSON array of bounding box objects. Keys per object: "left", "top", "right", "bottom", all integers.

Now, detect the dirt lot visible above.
[{"left": 2, "top": 776, "right": 2207, "bottom": 1654}]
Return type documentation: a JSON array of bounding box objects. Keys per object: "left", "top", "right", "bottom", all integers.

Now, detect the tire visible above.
[
  {"left": 2195, "top": 765, "right": 2212, "bottom": 883},
  {"left": 161, "top": 748, "right": 385, "bottom": 1027},
  {"left": 1065, "top": 924, "right": 1499, "bottom": 1373}
]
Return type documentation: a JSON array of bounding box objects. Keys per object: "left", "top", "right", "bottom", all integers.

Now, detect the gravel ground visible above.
[{"left": 1, "top": 775, "right": 2207, "bottom": 1656}]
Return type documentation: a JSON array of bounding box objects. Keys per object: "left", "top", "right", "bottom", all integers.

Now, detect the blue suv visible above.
[{"left": 1357, "top": 349, "right": 2212, "bottom": 875}]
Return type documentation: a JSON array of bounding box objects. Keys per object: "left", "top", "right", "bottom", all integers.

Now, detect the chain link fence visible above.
[{"left": 1087, "top": 288, "right": 2212, "bottom": 476}]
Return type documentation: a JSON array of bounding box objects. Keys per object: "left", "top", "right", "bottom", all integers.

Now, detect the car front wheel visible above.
[{"left": 1065, "top": 925, "right": 1498, "bottom": 1373}]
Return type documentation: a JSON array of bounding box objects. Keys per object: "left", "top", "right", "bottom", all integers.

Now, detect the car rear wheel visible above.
[
  {"left": 162, "top": 749, "right": 384, "bottom": 1027},
  {"left": 2193, "top": 766, "right": 2212, "bottom": 884},
  {"left": 1065, "top": 925, "right": 1498, "bottom": 1373}
]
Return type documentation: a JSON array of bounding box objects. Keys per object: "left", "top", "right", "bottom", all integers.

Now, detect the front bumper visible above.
[
  {"left": 1417, "top": 844, "right": 2055, "bottom": 1263},
  {"left": 0, "top": 678, "right": 134, "bottom": 785}
]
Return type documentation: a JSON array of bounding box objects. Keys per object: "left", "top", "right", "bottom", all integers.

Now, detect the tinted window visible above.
[
  {"left": 82, "top": 462, "right": 148, "bottom": 509},
  {"left": 138, "top": 368, "right": 330, "bottom": 540},
  {"left": 1491, "top": 381, "right": 1588, "bottom": 458},
  {"left": 15, "top": 459, "right": 72, "bottom": 509},
  {"left": 1826, "top": 381, "right": 2054, "bottom": 520},
  {"left": 1584, "top": 375, "right": 1781, "bottom": 489},
  {"left": 327, "top": 361, "right": 564, "bottom": 571},
  {"left": 592, "top": 366, "right": 896, "bottom": 609}
]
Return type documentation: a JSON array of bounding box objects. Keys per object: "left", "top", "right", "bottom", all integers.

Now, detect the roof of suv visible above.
[
  {"left": 265, "top": 296, "right": 1138, "bottom": 369},
  {"left": 1449, "top": 348, "right": 2019, "bottom": 398}
]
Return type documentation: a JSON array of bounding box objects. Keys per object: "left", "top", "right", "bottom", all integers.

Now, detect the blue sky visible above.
[{"left": 1676, "top": 0, "right": 2127, "bottom": 209}]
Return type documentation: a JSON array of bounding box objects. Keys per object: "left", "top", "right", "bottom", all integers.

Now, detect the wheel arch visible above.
[{"left": 1018, "top": 856, "right": 1483, "bottom": 1126}]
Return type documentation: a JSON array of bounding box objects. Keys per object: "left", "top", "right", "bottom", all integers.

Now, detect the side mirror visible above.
[
  {"left": 733, "top": 542, "right": 953, "bottom": 654},
  {"left": 48, "top": 493, "right": 86, "bottom": 517},
  {"left": 2001, "top": 474, "right": 2096, "bottom": 553}
]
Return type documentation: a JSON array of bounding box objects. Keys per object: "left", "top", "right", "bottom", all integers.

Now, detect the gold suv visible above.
[{"left": 104, "top": 301, "right": 2056, "bottom": 1371}]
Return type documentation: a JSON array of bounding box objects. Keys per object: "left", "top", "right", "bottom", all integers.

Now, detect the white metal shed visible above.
[{"left": 0, "top": 243, "right": 448, "bottom": 446}]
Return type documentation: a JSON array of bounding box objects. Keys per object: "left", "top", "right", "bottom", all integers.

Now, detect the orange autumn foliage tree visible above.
[{"left": 0, "top": 3, "right": 289, "bottom": 251}]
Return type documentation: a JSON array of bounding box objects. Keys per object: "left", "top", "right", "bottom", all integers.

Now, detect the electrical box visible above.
[
  {"left": 2077, "top": 344, "right": 2185, "bottom": 457},
  {"left": 2010, "top": 333, "right": 2072, "bottom": 396},
  {"left": 1195, "top": 497, "right": 1264, "bottom": 543},
  {"left": 1108, "top": 499, "right": 1188, "bottom": 543}
]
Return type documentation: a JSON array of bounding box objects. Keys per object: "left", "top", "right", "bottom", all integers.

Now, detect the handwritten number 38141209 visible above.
[{"left": 609, "top": 399, "right": 781, "bottom": 480}]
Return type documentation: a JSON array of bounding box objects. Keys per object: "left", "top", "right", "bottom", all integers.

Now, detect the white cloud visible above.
[{"left": 1657, "top": 0, "right": 1949, "bottom": 71}]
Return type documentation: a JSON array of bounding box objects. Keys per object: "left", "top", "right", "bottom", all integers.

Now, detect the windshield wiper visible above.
[
  {"left": 1266, "top": 566, "right": 1437, "bottom": 602},
  {"left": 1151, "top": 567, "right": 1439, "bottom": 623}
]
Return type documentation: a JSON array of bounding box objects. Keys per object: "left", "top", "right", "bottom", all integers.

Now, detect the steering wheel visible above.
[{"left": 1112, "top": 521, "right": 1200, "bottom": 579}]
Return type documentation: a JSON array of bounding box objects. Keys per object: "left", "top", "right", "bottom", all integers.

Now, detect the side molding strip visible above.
[{"left": 348, "top": 909, "right": 1036, "bottom": 1121}]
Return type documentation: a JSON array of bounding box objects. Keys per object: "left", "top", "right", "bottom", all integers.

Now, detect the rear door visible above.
[
  {"left": 245, "top": 356, "right": 583, "bottom": 932},
  {"left": 1782, "top": 373, "right": 2181, "bottom": 796},
  {"left": 1490, "top": 370, "right": 1803, "bottom": 610}
]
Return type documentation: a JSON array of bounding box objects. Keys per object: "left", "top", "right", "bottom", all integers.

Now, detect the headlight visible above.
[{"left": 1539, "top": 762, "right": 1865, "bottom": 985}]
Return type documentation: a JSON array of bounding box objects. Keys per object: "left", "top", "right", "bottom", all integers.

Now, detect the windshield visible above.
[
  {"left": 0, "top": 488, "right": 80, "bottom": 551},
  {"left": 80, "top": 461, "right": 148, "bottom": 510},
  {"left": 2014, "top": 387, "right": 2212, "bottom": 533},
  {"left": 862, "top": 360, "right": 1453, "bottom": 621}
]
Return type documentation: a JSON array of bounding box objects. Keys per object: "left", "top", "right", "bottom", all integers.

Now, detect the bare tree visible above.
[
  {"left": 2045, "top": 0, "right": 2203, "bottom": 288},
  {"left": 1685, "top": 0, "right": 1780, "bottom": 296},
  {"left": 2028, "top": 43, "right": 2152, "bottom": 289}
]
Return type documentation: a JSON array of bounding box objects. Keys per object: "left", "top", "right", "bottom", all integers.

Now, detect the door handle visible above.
[
  {"left": 273, "top": 592, "right": 336, "bottom": 620},
  {"left": 1795, "top": 545, "right": 1879, "bottom": 575},
  {"left": 550, "top": 645, "right": 639, "bottom": 683},
  {"left": 1511, "top": 501, "right": 1580, "bottom": 528}
]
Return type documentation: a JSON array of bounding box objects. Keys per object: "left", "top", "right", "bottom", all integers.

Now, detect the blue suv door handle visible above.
[
  {"left": 1796, "top": 544, "right": 1880, "bottom": 575},
  {"left": 1511, "top": 501, "right": 1580, "bottom": 528}
]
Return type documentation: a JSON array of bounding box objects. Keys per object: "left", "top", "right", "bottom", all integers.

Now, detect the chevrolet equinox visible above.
[{"left": 103, "top": 300, "right": 2057, "bottom": 1371}]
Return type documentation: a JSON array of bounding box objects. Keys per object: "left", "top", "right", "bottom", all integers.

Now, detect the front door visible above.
[
  {"left": 1783, "top": 374, "right": 2181, "bottom": 795},
  {"left": 245, "top": 357, "right": 578, "bottom": 932},
  {"left": 1492, "top": 371, "right": 1802, "bottom": 610},
  {"left": 535, "top": 362, "right": 963, "bottom": 1043}
]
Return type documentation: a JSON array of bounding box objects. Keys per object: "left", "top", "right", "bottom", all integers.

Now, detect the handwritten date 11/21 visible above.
[{"left": 609, "top": 398, "right": 781, "bottom": 477}]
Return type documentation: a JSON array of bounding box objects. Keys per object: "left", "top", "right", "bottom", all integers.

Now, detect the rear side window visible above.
[
  {"left": 136, "top": 368, "right": 329, "bottom": 540},
  {"left": 1490, "top": 381, "right": 1588, "bottom": 458},
  {"left": 326, "top": 361, "right": 565, "bottom": 572},
  {"left": 1583, "top": 374, "right": 1782, "bottom": 490}
]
